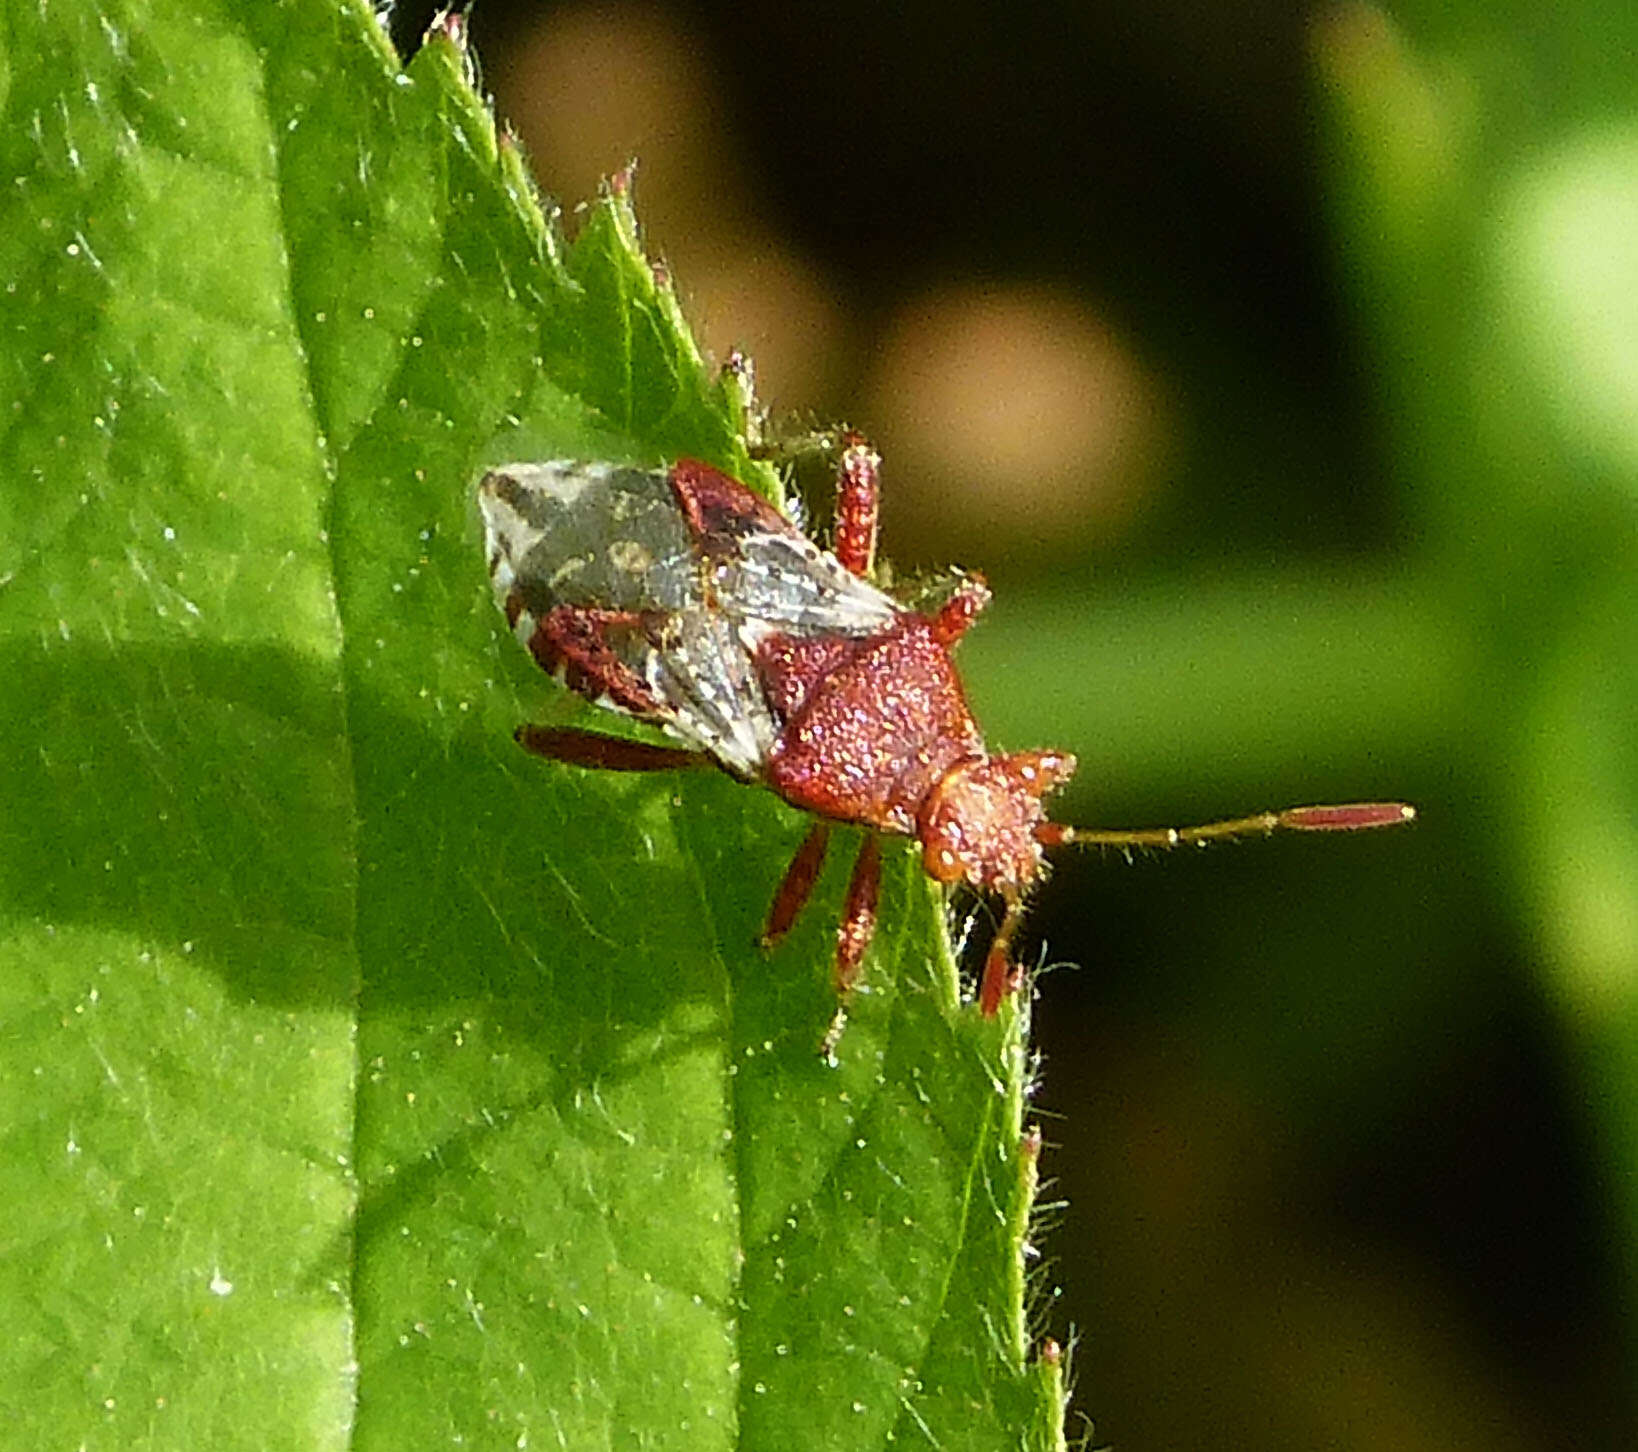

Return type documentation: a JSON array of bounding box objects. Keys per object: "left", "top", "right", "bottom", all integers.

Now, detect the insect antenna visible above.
[{"left": 1035, "top": 800, "right": 1416, "bottom": 853}]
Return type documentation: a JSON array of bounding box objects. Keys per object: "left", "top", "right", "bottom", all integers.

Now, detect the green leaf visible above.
[{"left": 0, "top": 4, "right": 1065, "bottom": 1447}]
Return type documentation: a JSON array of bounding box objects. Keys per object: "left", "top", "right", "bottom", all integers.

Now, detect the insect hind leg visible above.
[{"left": 515, "top": 725, "right": 707, "bottom": 773}]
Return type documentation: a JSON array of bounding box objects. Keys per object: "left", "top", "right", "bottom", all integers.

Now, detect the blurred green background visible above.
[{"left": 390, "top": 1, "right": 1638, "bottom": 1445}]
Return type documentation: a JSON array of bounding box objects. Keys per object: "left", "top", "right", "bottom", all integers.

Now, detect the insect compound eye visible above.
[{"left": 922, "top": 829, "right": 966, "bottom": 885}]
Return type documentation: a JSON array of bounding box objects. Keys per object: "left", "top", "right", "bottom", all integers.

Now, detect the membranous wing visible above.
[
  {"left": 665, "top": 458, "right": 901, "bottom": 638},
  {"left": 479, "top": 459, "right": 898, "bottom": 778}
]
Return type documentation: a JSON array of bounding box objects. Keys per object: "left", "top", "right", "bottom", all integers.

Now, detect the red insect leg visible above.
[
  {"left": 760, "top": 821, "right": 832, "bottom": 947},
  {"left": 835, "top": 835, "right": 882, "bottom": 995},
  {"left": 832, "top": 433, "right": 881, "bottom": 579},
  {"left": 515, "top": 725, "right": 706, "bottom": 773},
  {"left": 978, "top": 896, "right": 1026, "bottom": 1017}
]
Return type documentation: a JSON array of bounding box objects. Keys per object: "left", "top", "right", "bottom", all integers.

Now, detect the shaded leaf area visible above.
[{"left": 0, "top": 2, "right": 1062, "bottom": 1447}]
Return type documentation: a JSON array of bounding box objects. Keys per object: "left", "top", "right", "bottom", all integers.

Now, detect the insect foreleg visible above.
[
  {"left": 929, "top": 575, "right": 993, "bottom": 646},
  {"left": 978, "top": 894, "right": 1027, "bottom": 1017}
]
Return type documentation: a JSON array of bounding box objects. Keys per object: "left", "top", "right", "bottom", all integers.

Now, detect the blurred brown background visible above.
[{"left": 393, "top": 3, "right": 1637, "bottom": 1447}]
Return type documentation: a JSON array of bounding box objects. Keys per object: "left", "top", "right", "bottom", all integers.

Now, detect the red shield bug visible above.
[{"left": 479, "top": 438, "right": 1413, "bottom": 1038}]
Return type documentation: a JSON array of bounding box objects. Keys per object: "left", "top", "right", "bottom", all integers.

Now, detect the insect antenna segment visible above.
[{"left": 1035, "top": 799, "right": 1416, "bottom": 853}]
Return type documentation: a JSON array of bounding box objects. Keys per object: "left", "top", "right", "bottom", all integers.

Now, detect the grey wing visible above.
[
  {"left": 480, "top": 461, "right": 698, "bottom": 616},
  {"left": 640, "top": 607, "right": 780, "bottom": 779},
  {"left": 493, "top": 592, "right": 779, "bottom": 780},
  {"left": 712, "top": 528, "right": 902, "bottom": 639},
  {"left": 549, "top": 531, "right": 897, "bottom": 777},
  {"left": 654, "top": 531, "right": 899, "bottom": 774},
  {"left": 480, "top": 459, "right": 894, "bottom": 779},
  {"left": 482, "top": 462, "right": 776, "bottom": 775}
]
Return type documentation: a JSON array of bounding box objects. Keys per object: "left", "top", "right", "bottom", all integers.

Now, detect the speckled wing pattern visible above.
[{"left": 478, "top": 460, "right": 901, "bottom": 779}]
